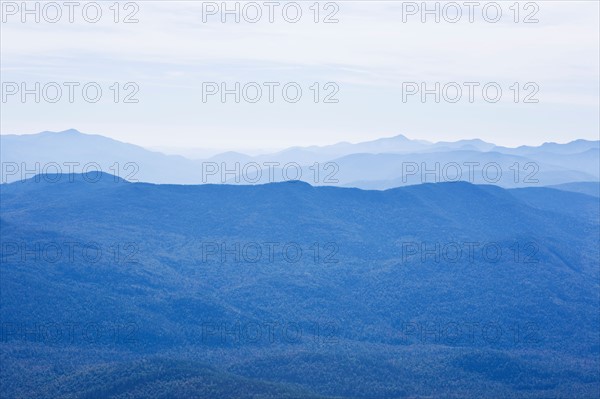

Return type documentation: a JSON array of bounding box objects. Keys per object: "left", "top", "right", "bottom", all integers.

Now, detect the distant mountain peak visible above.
[
  {"left": 39, "top": 128, "right": 85, "bottom": 135},
  {"left": 390, "top": 133, "right": 409, "bottom": 140},
  {"left": 60, "top": 128, "right": 83, "bottom": 134}
]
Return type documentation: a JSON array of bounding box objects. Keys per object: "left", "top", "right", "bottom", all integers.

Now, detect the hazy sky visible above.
[{"left": 1, "top": 0, "right": 599, "bottom": 151}]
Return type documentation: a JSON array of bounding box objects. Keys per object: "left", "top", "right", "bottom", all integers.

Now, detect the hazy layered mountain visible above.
[
  {"left": 247, "top": 134, "right": 433, "bottom": 164},
  {"left": 208, "top": 136, "right": 497, "bottom": 164},
  {"left": 492, "top": 139, "right": 600, "bottom": 156},
  {"left": 2, "top": 130, "right": 598, "bottom": 189},
  {"left": 224, "top": 150, "right": 598, "bottom": 189},
  {"left": 547, "top": 182, "right": 600, "bottom": 197},
  {"left": 1, "top": 174, "right": 598, "bottom": 398},
  {"left": 0, "top": 129, "right": 200, "bottom": 184},
  {"left": 326, "top": 150, "right": 598, "bottom": 188}
]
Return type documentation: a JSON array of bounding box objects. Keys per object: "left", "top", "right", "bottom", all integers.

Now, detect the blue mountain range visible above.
[{"left": 1, "top": 172, "right": 598, "bottom": 398}]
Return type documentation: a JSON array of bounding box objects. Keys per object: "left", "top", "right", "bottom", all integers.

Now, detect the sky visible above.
[{"left": 1, "top": 0, "right": 599, "bottom": 152}]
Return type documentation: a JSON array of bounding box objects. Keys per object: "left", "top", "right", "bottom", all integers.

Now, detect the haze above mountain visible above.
[{"left": 2, "top": 129, "right": 598, "bottom": 188}]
